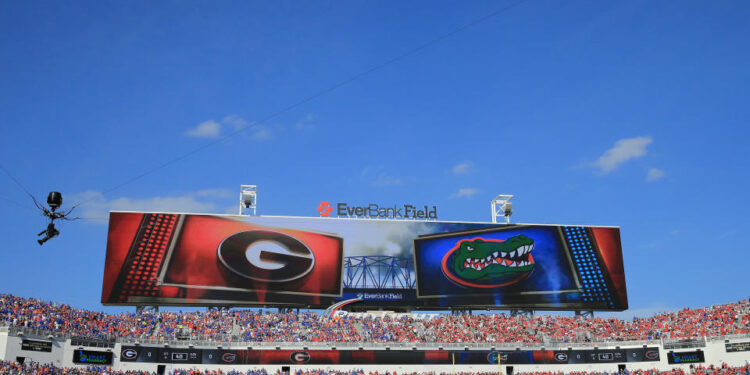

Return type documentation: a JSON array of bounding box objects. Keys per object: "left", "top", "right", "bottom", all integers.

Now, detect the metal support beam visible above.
[
  {"left": 343, "top": 256, "right": 415, "bottom": 289},
  {"left": 575, "top": 310, "right": 594, "bottom": 318},
  {"left": 491, "top": 194, "right": 514, "bottom": 224}
]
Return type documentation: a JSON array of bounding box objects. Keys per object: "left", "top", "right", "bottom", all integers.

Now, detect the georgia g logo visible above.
[
  {"left": 290, "top": 351, "right": 311, "bottom": 364},
  {"left": 218, "top": 230, "right": 315, "bottom": 282},
  {"left": 121, "top": 348, "right": 138, "bottom": 360}
]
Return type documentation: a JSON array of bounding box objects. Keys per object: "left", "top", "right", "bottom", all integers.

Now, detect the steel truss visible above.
[{"left": 344, "top": 256, "right": 415, "bottom": 289}]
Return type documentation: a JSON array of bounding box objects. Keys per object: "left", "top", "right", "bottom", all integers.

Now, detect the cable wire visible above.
[
  {"left": 0, "top": 163, "right": 35, "bottom": 199},
  {"left": 70, "top": 0, "right": 530, "bottom": 208}
]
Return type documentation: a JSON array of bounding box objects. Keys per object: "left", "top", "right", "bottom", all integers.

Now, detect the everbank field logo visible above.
[
  {"left": 317, "top": 201, "right": 334, "bottom": 217},
  {"left": 317, "top": 201, "right": 438, "bottom": 219}
]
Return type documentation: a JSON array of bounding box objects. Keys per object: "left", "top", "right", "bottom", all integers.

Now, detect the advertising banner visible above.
[
  {"left": 103, "top": 213, "right": 626, "bottom": 310},
  {"left": 119, "top": 347, "right": 659, "bottom": 365},
  {"left": 667, "top": 351, "right": 705, "bottom": 364},
  {"left": 72, "top": 350, "right": 114, "bottom": 365}
]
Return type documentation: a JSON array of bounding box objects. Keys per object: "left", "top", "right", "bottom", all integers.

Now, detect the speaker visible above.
[
  {"left": 157, "top": 365, "right": 166, "bottom": 375},
  {"left": 506, "top": 365, "right": 514, "bottom": 375},
  {"left": 16, "top": 357, "right": 25, "bottom": 364},
  {"left": 618, "top": 364, "right": 626, "bottom": 373}
]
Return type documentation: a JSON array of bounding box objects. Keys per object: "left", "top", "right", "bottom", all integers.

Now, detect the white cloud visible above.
[
  {"left": 361, "top": 167, "right": 403, "bottom": 187},
  {"left": 451, "top": 161, "right": 474, "bottom": 175},
  {"left": 250, "top": 125, "right": 273, "bottom": 140},
  {"left": 592, "top": 136, "right": 653, "bottom": 173},
  {"left": 645, "top": 167, "right": 666, "bottom": 182},
  {"left": 294, "top": 113, "right": 316, "bottom": 131},
  {"left": 73, "top": 189, "right": 234, "bottom": 223},
  {"left": 221, "top": 115, "right": 247, "bottom": 130},
  {"left": 185, "top": 116, "right": 273, "bottom": 140},
  {"left": 185, "top": 120, "right": 221, "bottom": 138},
  {"left": 451, "top": 187, "right": 480, "bottom": 198},
  {"left": 193, "top": 188, "right": 235, "bottom": 199},
  {"left": 223, "top": 115, "right": 274, "bottom": 140}
]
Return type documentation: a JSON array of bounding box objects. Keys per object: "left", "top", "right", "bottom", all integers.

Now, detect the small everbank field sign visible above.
[{"left": 317, "top": 201, "right": 438, "bottom": 219}]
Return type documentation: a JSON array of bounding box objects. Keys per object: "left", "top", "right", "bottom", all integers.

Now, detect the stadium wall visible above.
[
  {"left": 2, "top": 331, "right": 750, "bottom": 373},
  {"left": 1, "top": 332, "right": 65, "bottom": 367},
  {"left": 0, "top": 331, "right": 6, "bottom": 362}
]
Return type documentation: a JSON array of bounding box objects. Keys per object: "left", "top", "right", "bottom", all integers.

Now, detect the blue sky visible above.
[{"left": 1, "top": 0, "right": 748, "bottom": 317}]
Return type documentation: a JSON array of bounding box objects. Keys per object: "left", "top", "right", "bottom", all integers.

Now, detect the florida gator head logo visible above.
[{"left": 441, "top": 235, "right": 535, "bottom": 288}]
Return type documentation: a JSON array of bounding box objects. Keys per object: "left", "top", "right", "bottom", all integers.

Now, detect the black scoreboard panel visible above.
[
  {"left": 21, "top": 339, "right": 52, "bottom": 352},
  {"left": 725, "top": 342, "right": 750, "bottom": 353},
  {"left": 158, "top": 348, "right": 202, "bottom": 364},
  {"left": 120, "top": 346, "right": 660, "bottom": 365}
]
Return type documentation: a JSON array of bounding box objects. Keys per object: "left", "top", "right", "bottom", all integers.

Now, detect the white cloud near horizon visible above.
[
  {"left": 591, "top": 136, "right": 653, "bottom": 173},
  {"left": 451, "top": 161, "right": 474, "bottom": 175},
  {"left": 451, "top": 187, "right": 480, "bottom": 198},
  {"left": 73, "top": 189, "right": 234, "bottom": 223},
  {"left": 646, "top": 167, "right": 666, "bottom": 182}
]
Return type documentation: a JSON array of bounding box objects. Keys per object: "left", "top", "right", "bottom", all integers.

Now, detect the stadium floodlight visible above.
[
  {"left": 239, "top": 185, "right": 257, "bottom": 215},
  {"left": 491, "top": 194, "right": 514, "bottom": 224}
]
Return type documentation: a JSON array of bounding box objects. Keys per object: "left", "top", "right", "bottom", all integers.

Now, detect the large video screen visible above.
[
  {"left": 102, "top": 213, "right": 344, "bottom": 306},
  {"left": 102, "top": 213, "right": 626, "bottom": 310},
  {"left": 414, "top": 225, "right": 627, "bottom": 310}
]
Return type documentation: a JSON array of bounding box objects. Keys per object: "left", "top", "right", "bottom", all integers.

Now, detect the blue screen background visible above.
[{"left": 415, "top": 226, "right": 577, "bottom": 298}]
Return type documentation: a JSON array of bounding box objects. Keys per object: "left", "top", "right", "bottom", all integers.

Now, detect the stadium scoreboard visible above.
[{"left": 102, "top": 212, "right": 627, "bottom": 311}]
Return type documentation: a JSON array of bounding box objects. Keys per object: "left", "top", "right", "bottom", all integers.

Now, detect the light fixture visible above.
[
  {"left": 239, "top": 185, "right": 257, "bottom": 215},
  {"left": 491, "top": 194, "right": 514, "bottom": 224}
]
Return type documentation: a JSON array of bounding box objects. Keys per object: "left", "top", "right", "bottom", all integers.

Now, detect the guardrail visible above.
[{"left": 3, "top": 323, "right": 748, "bottom": 350}]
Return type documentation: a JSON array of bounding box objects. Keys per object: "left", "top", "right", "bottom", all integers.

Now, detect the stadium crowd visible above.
[
  {"left": 2, "top": 294, "right": 749, "bottom": 344},
  {"left": 0, "top": 360, "right": 270, "bottom": 374}
]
